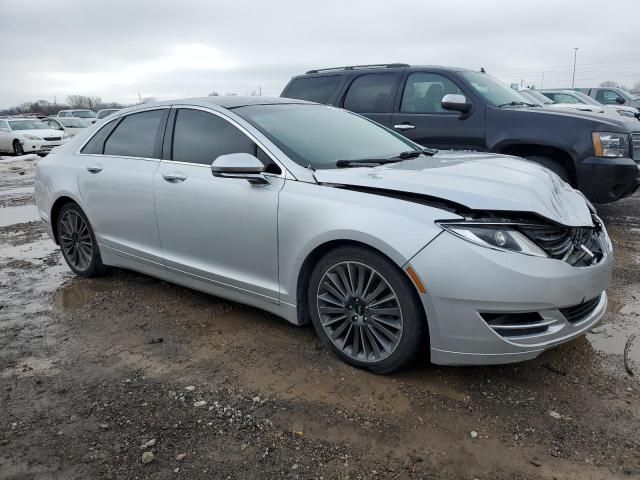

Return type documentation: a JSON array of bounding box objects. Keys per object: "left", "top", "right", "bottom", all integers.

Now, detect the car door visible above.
[
  {"left": 339, "top": 73, "right": 400, "bottom": 127},
  {"left": 154, "top": 107, "right": 283, "bottom": 302},
  {"left": 390, "top": 71, "right": 486, "bottom": 151},
  {"left": 77, "top": 108, "right": 167, "bottom": 265}
]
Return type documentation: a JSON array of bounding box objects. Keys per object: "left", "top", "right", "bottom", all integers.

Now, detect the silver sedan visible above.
[{"left": 35, "top": 97, "right": 612, "bottom": 372}]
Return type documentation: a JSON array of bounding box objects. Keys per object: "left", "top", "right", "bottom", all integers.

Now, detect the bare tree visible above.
[
  {"left": 208, "top": 92, "right": 220, "bottom": 96},
  {"left": 631, "top": 81, "right": 640, "bottom": 94},
  {"left": 599, "top": 81, "right": 618, "bottom": 88},
  {"left": 66, "top": 95, "right": 102, "bottom": 110},
  {"left": 141, "top": 97, "right": 157, "bottom": 104}
]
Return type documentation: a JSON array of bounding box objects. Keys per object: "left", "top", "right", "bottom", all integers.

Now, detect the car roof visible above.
[
  {"left": 59, "top": 109, "right": 93, "bottom": 112},
  {"left": 116, "top": 96, "right": 314, "bottom": 114}
]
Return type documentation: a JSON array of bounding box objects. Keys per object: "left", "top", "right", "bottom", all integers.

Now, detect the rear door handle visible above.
[
  {"left": 162, "top": 173, "right": 187, "bottom": 183},
  {"left": 86, "top": 165, "right": 103, "bottom": 173},
  {"left": 393, "top": 123, "right": 416, "bottom": 131}
]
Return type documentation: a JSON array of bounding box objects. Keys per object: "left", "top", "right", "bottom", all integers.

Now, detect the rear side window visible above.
[
  {"left": 171, "top": 109, "right": 257, "bottom": 165},
  {"left": 103, "top": 110, "right": 164, "bottom": 158},
  {"left": 284, "top": 76, "right": 340, "bottom": 103},
  {"left": 81, "top": 120, "right": 119, "bottom": 155},
  {"left": 343, "top": 74, "right": 396, "bottom": 113}
]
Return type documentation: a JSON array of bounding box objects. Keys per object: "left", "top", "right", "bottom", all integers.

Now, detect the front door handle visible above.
[
  {"left": 162, "top": 173, "right": 187, "bottom": 183},
  {"left": 393, "top": 123, "right": 416, "bottom": 131},
  {"left": 86, "top": 165, "right": 103, "bottom": 173}
]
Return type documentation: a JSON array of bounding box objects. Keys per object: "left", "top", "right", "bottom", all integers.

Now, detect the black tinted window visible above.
[
  {"left": 104, "top": 110, "right": 163, "bottom": 158},
  {"left": 81, "top": 120, "right": 119, "bottom": 155},
  {"left": 343, "top": 74, "right": 396, "bottom": 113},
  {"left": 284, "top": 76, "right": 340, "bottom": 103},
  {"left": 172, "top": 109, "right": 257, "bottom": 165}
]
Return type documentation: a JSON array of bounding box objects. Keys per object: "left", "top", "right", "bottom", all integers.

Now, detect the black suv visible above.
[{"left": 281, "top": 64, "right": 640, "bottom": 204}]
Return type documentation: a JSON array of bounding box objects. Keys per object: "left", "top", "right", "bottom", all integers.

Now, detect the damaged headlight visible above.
[
  {"left": 439, "top": 223, "right": 548, "bottom": 257},
  {"left": 592, "top": 132, "right": 630, "bottom": 158}
]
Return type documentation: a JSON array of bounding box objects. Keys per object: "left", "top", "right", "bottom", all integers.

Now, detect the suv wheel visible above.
[
  {"left": 308, "top": 246, "right": 425, "bottom": 373},
  {"left": 525, "top": 155, "right": 570, "bottom": 183}
]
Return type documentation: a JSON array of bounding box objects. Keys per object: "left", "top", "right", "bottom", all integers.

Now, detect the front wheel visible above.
[
  {"left": 12, "top": 139, "right": 24, "bottom": 156},
  {"left": 308, "top": 246, "right": 426, "bottom": 374},
  {"left": 57, "top": 203, "right": 108, "bottom": 277}
]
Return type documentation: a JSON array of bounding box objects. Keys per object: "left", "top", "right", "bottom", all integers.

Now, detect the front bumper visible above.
[
  {"left": 578, "top": 156, "right": 639, "bottom": 204},
  {"left": 19, "top": 138, "right": 67, "bottom": 155},
  {"left": 409, "top": 229, "right": 613, "bottom": 365}
]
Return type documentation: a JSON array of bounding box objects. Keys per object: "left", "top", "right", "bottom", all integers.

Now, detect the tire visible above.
[
  {"left": 12, "top": 139, "right": 24, "bottom": 156},
  {"left": 56, "top": 203, "right": 109, "bottom": 277},
  {"left": 524, "top": 155, "right": 570, "bottom": 183},
  {"left": 308, "top": 246, "right": 426, "bottom": 374}
]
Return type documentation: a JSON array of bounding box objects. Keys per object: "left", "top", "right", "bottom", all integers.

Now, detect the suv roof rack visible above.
[{"left": 305, "top": 63, "right": 410, "bottom": 74}]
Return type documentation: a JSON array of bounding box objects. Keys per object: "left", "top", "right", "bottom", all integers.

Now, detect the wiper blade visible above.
[
  {"left": 397, "top": 148, "right": 438, "bottom": 159},
  {"left": 335, "top": 158, "right": 402, "bottom": 168}
]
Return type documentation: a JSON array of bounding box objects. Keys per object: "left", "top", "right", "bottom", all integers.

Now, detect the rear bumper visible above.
[
  {"left": 578, "top": 156, "right": 639, "bottom": 204},
  {"left": 408, "top": 229, "right": 613, "bottom": 366}
]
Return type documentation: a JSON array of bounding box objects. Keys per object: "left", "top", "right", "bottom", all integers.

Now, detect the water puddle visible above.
[
  {"left": 52, "top": 279, "right": 109, "bottom": 311},
  {"left": 0, "top": 205, "right": 39, "bottom": 226}
]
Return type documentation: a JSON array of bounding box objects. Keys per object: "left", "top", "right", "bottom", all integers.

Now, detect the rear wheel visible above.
[
  {"left": 57, "top": 203, "right": 108, "bottom": 277},
  {"left": 308, "top": 246, "right": 425, "bottom": 373},
  {"left": 525, "top": 155, "right": 570, "bottom": 183},
  {"left": 12, "top": 139, "right": 24, "bottom": 156}
]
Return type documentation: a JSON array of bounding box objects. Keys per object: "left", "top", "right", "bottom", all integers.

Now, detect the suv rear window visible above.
[
  {"left": 343, "top": 74, "right": 396, "bottom": 113},
  {"left": 284, "top": 76, "right": 340, "bottom": 103}
]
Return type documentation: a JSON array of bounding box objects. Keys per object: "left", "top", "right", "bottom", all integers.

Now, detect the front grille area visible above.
[
  {"left": 520, "top": 220, "right": 604, "bottom": 267},
  {"left": 43, "top": 136, "right": 61, "bottom": 141},
  {"left": 559, "top": 295, "right": 601, "bottom": 323},
  {"left": 481, "top": 312, "right": 552, "bottom": 338},
  {"left": 632, "top": 133, "right": 640, "bottom": 162}
]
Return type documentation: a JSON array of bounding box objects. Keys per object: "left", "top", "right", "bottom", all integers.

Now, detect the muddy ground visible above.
[{"left": 0, "top": 155, "right": 638, "bottom": 480}]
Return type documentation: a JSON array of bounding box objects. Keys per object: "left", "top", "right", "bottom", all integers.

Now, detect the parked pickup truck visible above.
[
  {"left": 282, "top": 64, "right": 640, "bottom": 203},
  {"left": 575, "top": 87, "right": 640, "bottom": 112}
]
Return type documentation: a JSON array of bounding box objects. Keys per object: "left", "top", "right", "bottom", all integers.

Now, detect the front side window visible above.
[
  {"left": 235, "top": 104, "right": 417, "bottom": 170},
  {"left": 171, "top": 109, "right": 259, "bottom": 165},
  {"left": 596, "top": 89, "right": 623, "bottom": 104},
  {"left": 103, "top": 110, "right": 164, "bottom": 158},
  {"left": 343, "top": 74, "right": 396, "bottom": 113},
  {"left": 284, "top": 76, "right": 340, "bottom": 104},
  {"left": 550, "top": 93, "right": 580, "bottom": 104},
  {"left": 461, "top": 71, "right": 530, "bottom": 107},
  {"left": 400, "top": 73, "right": 464, "bottom": 113},
  {"left": 0, "top": 120, "right": 9, "bottom": 130}
]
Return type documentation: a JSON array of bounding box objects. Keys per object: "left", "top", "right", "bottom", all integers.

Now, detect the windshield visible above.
[
  {"left": 520, "top": 90, "right": 551, "bottom": 105},
  {"left": 568, "top": 91, "right": 601, "bottom": 106},
  {"left": 8, "top": 120, "right": 50, "bottom": 130},
  {"left": 59, "top": 118, "right": 90, "bottom": 127},
  {"left": 461, "top": 72, "right": 531, "bottom": 107},
  {"left": 235, "top": 104, "right": 418, "bottom": 169},
  {"left": 71, "top": 110, "right": 97, "bottom": 118}
]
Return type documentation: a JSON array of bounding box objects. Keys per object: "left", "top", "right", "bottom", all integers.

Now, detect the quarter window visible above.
[
  {"left": 103, "top": 110, "right": 164, "bottom": 158},
  {"left": 171, "top": 109, "right": 261, "bottom": 166},
  {"left": 401, "top": 73, "right": 463, "bottom": 113},
  {"left": 284, "top": 76, "right": 340, "bottom": 103},
  {"left": 343, "top": 74, "right": 396, "bottom": 113}
]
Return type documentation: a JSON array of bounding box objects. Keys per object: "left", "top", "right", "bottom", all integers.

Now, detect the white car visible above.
[
  {"left": 518, "top": 89, "right": 605, "bottom": 113},
  {"left": 0, "top": 117, "right": 68, "bottom": 156},
  {"left": 541, "top": 90, "right": 639, "bottom": 119},
  {"left": 96, "top": 108, "right": 121, "bottom": 120},
  {"left": 43, "top": 117, "right": 92, "bottom": 138},
  {"left": 57, "top": 109, "right": 98, "bottom": 124}
]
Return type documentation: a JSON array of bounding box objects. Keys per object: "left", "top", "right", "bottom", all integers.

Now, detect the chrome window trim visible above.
[
  {"left": 162, "top": 104, "right": 291, "bottom": 179},
  {"left": 75, "top": 106, "right": 171, "bottom": 159}
]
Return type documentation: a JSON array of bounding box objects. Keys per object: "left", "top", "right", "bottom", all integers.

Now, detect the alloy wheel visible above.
[
  {"left": 316, "top": 261, "right": 403, "bottom": 362},
  {"left": 13, "top": 140, "right": 24, "bottom": 156},
  {"left": 59, "top": 210, "right": 93, "bottom": 272}
]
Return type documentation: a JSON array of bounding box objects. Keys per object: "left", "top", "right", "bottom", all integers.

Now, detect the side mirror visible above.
[
  {"left": 441, "top": 94, "right": 472, "bottom": 114},
  {"left": 615, "top": 97, "right": 625, "bottom": 104},
  {"left": 211, "top": 153, "right": 269, "bottom": 186}
]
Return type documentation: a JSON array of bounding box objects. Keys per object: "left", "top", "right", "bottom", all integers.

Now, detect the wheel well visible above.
[
  {"left": 50, "top": 196, "right": 77, "bottom": 244},
  {"left": 497, "top": 144, "right": 577, "bottom": 186},
  {"left": 295, "top": 240, "right": 427, "bottom": 331}
]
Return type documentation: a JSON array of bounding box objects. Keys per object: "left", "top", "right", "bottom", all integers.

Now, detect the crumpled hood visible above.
[{"left": 314, "top": 151, "right": 593, "bottom": 227}]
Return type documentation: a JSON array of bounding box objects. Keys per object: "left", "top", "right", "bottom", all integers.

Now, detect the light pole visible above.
[{"left": 571, "top": 47, "right": 579, "bottom": 88}]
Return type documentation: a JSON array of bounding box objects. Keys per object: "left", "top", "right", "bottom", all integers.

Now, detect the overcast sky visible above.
[{"left": 1, "top": 0, "right": 638, "bottom": 108}]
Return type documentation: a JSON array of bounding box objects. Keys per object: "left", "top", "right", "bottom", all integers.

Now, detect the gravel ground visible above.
[{"left": 0, "top": 155, "right": 638, "bottom": 480}]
